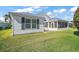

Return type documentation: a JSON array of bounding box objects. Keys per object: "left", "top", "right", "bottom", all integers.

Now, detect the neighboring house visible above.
[
  {"left": 0, "top": 22, "right": 9, "bottom": 29},
  {"left": 9, "top": 12, "right": 69, "bottom": 35}
]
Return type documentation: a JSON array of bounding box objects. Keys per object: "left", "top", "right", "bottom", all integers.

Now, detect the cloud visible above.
[
  {"left": 64, "top": 16, "right": 69, "bottom": 19},
  {"left": 32, "top": 6, "right": 41, "bottom": 9},
  {"left": 14, "top": 6, "right": 43, "bottom": 13},
  {"left": 53, "top": 8, "right": 67, "bottom": 13},
  {"left": 70, "top": 6, "right": 78, "bottom": 12},
  {"left": 14, "top": 7, "right": 34, "bottom": 13},
  {"left": 46, "top": 12, "right": 55, "bottom": 18},
  {"left": 0, "top": 17, "right": 5, "bottom": 22},
  {"left": 53, "top": 10, "right": 58, "bottom": 13},
  {"left": 59, "top": 9, "right": 67, "bottom": 13},
  {"left": 47, "top": 12, "right": 52, "bottom": 15},
  {"left": 14, "top": 6, "right": 48, "bottom": 13}
]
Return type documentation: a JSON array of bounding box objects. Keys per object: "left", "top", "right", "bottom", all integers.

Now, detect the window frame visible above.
[
  {"left": 21, "top": 17, "right": 39, "bottom": 30},
  {"left": 32, "top": 19, "right": 37, "bottom": 29},
  {"left": 25, "top": 18, "right": 31, "bottom": 29}
]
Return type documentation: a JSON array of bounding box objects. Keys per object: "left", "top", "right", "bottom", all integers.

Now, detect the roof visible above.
[
  {"left": 36, "top": 13, "right": 52, "bottom": 20},
  {"left": 9, "top": 12, "right": 68, "bottom": 22},
  {"left": 9, "top": 12, "right": 45, "bottom": 20},
  {"left": 52, "top": 18, "right": 68, "bottom": 22},
  {"left": 9, "top": 12, "right": 35, "bottom": 16},
  {"left": 36, "top": 13, "right": 68, "bottom": 21}
]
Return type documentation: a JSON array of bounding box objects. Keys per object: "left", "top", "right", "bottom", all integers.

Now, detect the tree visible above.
[
  {"left": 73, "top": 8, "right": 79, "bottom": 30},
  {"left": 4, "top": 13, "right": 11, "bottom": 24},
  {"left": 4, "top": 13, "right": 12, "bottom": 28}
]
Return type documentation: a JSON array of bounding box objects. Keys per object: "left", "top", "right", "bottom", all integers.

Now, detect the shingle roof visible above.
[{"left": 9, "top": 12, "right": 68, "bottom": 22}]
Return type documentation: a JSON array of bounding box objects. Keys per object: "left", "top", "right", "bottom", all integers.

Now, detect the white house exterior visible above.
[{"left": 9, "top": 12, "right": 69, "bottom": 35}]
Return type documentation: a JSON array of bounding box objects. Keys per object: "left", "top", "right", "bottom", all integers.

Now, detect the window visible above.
[
  {"left": 32, "top": 19, "right": 36, "bottom": 23},
  {"left": 26, "top": 19, "right": 31, "bottom": 29},
  {"left": 26, "top": 19, "right": 31, "bottom": 23},
  {"left": 32, "top": 23, "right": 36, "bottom": 28},
  {"left": 32, "top": 19, "right": 39, "bottom": 29},
  {"left": 32, "top": 19, "right": 36, "bottom": 28},
  {"left": 21, "top": 17, "right": 31, "bottom": 29},
  {"left": 44, "top": 22, "right": 48, "bottom": 27},
  {"left": 25, "top": 24, "right": 31, "bottom": 28},
  {"left": 21, "top": 17, "right": 39, "bottom": 29},
  {"left": 49, "top": 22, "right": 51, "bottom": 28}
]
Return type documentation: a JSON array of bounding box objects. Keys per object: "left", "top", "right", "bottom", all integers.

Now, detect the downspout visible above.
[{"left": 9, "top": 12, "right": 14, "bottom": 36}]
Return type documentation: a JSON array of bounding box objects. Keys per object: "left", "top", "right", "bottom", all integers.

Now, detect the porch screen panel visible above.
[
  {"left": 49, "top": 22, "right": 51, "bottom": 28},
  {"left": 52, "top": 23, "right": 53, "bottom": 28},
  {"left": 55, "top": 22, "right": 57, "bottom": 28}
]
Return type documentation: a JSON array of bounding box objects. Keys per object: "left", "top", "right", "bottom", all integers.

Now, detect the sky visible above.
[{"left": 0, "top": 6, "right": 78, "bottom": 22}]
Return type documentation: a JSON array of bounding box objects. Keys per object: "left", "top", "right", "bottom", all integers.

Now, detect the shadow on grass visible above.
[{"left": 73, "top": 31, "right": 79, "bottom": 36}]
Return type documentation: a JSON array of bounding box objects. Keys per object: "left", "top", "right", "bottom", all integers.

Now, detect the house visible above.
[
  {"left": 0, "top": 22, "right": 10, "bottom": 29},
  {"left": 9, "top": 12, "right": 69, "bottom": 35}
]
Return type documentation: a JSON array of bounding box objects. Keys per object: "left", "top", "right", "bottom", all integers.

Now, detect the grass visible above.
[{"left": 0, "top": 28, "right": 79, "bottom": 52}]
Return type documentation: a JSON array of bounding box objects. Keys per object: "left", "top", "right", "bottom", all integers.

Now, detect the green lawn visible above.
[{"left": 0, "top": 28, "right": 79, "bottom": 52}]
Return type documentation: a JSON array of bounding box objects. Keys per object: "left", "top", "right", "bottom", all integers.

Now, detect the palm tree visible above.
[
  {"left": 4, "top": 13, "right": 11, "bottom": 24},
  {"left": 4, "top": 13, "right": 12, "bottom": 28}
]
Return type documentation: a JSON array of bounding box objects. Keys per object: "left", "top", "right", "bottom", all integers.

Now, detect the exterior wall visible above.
[{"left": 10, "top": 13, "right": 44, "bottom": 35}]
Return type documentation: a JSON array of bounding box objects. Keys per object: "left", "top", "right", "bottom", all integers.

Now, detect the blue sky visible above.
[{"left": 0, "top": 6, "right": 78, "bottom": 21}]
